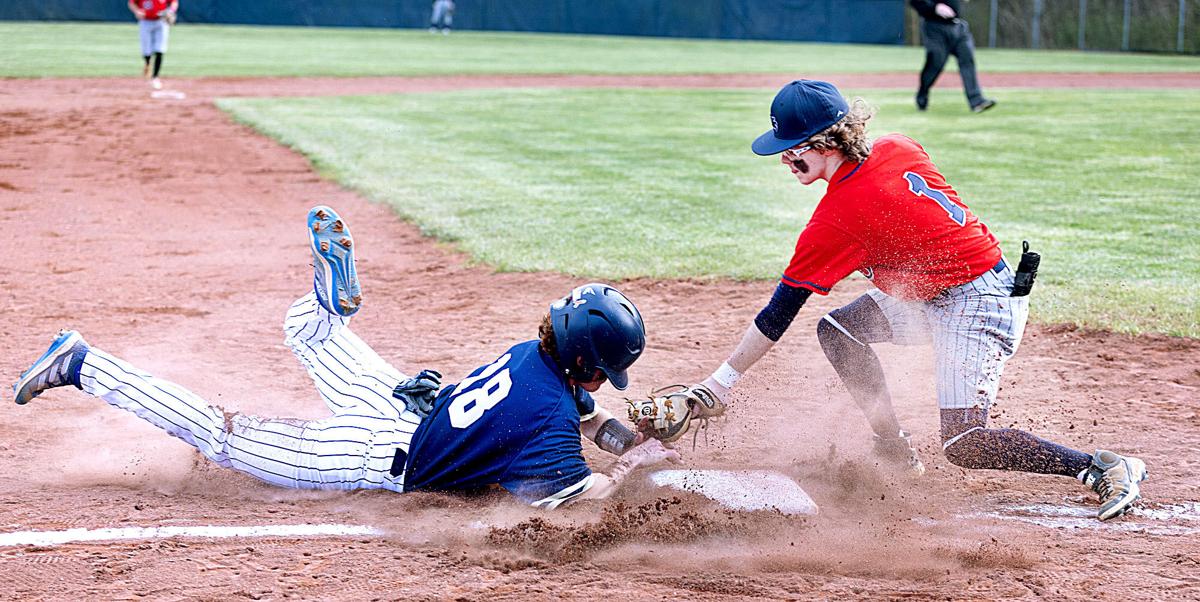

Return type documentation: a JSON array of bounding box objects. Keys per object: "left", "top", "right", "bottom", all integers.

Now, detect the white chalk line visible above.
[
  {"left": 973, "top": 501, "right": 1200, "bottom": 536},
  {"left": 7, "top": 502, "right": 1192, "bottom": 547},
  {"left": 0, "top": 523, "right": 383, "bottom": 548}
]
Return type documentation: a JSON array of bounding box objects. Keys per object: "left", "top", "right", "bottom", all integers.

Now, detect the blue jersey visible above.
[{"left": 403, "top": 341, "right": 597, "bottom": 508}]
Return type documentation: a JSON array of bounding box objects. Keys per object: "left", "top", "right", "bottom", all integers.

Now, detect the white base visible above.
[
  {"left": 650, "top": 469, "right": 819, "bottom": 516},
  {"left": 151, "top": 90, "right": 187, "bottom": 100}
]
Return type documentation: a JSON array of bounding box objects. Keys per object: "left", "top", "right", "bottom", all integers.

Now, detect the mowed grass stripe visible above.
[
  {"left": 2, "top": 22, "right": 1199, "bottom": 78},
  {"left": 219, "top": 88, "right": 1199, "bottom": 336}
]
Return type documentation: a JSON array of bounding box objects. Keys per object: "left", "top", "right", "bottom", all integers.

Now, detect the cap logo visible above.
[
  {"left": 770, "top": 115, "right": 779, "bottom": 134},
  {"left": 837, "top": 110, "right": 845, "bottom": 117}
]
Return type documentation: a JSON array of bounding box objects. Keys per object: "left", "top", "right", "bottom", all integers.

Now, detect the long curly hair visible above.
[
  {"left": 538, "top": 313, "right": 558, "bottom": 361},
  {"left": 806, "top": 98, "right": 875, "bottom": 164}
]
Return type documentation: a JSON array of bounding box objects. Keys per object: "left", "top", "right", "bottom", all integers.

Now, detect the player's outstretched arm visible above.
[
  {"left": 581, "top": 406, "right": 644, "bottom": 456},
  {"left": 579, "top": 405, "right": 614, "bottom": 440},
  {"left": 634, "top": 283, "right": 812, "bottom": 442},
  {"left": 703, "top": 321, "right": 776, "bottom": 401},
  {"left": 568, "top": 439, "right": 679, "bottom": 503},
  {"left": 700, "top": 282, "right": 813, "bottom": 405},
  {"left": 627, "top": 321, "right": 778, "bottom": 443}
]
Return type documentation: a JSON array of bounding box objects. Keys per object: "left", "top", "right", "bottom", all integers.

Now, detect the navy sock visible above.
[
  {"left": 944, "top": 428, "right": 1093, "bottom": 477},
  {"left": 941, "top": 409, "right": 1092, "bottom": 477},
  {"left": 68, "top": 347, "right": 87, "bottom": 389}
]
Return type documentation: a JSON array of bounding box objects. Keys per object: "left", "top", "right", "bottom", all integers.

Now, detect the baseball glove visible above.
[
  {"left": 626, "top": 383, "right": 726, "bottom": 444},
  {"left": 163, "top": 11, "right": 177, "bottom": 25}
]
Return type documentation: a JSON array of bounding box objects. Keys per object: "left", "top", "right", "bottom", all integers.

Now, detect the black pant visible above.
[{"left": 917, "top": 19, "right": 985, "bottom": 108}]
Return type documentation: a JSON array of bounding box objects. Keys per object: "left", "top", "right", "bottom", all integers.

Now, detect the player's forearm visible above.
[
  {"left": 725, "top": 322, "right": 776, "bottom": 374},
  {"left": 703, "top": 284, "right": 810, "bottom": 395},
  {"left": 594, "top": 419, "right": 638, "bottom": 456},
  {"left": 698, "top": 323, "right": 775, "bottom": 399},
  {"left": 568, "top": 439, "right": 679, "bottom": 504},
  {"left": 580, "top": 407, "right": 639, "bottom": 456},
  {"left": 579, "top": 406, "right": 614, "bottom": 439},
  {"left": 572, "top": 455, "right": 643, "bottom": 502}
]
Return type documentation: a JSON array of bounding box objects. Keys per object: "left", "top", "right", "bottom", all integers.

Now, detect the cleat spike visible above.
[{"left": 307, "top": 206, "right": 362, "bottom": 317}]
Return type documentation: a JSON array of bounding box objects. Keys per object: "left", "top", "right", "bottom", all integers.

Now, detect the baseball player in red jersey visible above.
[
  {"left": 676, "top": 80, "right": 1147, "bottom": 521},
  {"left": 129, "top": 0, "right": 178, "bottom": 90}
]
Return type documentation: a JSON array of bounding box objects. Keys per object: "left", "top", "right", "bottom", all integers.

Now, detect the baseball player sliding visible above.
[
  {"left": 633, "top": 80, "right": 1147, "bottom": 521},
  {"left": 14, "top": 206, "right": 676, "bottom": 508}
]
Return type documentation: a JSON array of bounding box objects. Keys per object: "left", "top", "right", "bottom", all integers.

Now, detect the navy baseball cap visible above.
[{"left": 751, "top": 80, "right": 850, "bottom": 156}]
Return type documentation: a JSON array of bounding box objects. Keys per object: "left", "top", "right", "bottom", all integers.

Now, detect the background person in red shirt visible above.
[
  {"left": 683, "top": 80, "right": 1146, "bottom": 521},
  {"left": 128, "top": 0, "right": 178, "bottom": 90}
]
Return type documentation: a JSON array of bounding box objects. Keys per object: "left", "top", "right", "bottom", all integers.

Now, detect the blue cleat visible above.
[
  {"left": 13, "top": 330, "right": 88, "bottom": 405},
  {"left": 307, "top": 205, "right": 362, "bottom": 317}
]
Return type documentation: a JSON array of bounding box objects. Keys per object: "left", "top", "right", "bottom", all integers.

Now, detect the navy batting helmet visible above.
[{"left": 549, "top": 283, "right": 645, "bottom": 390}]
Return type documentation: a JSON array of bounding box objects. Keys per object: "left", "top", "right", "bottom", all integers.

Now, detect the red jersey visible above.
[
  {"left": 139, "top": 0, "right": 172, "bottom": 20},
  {"left": 781, "top": 134, "right": 1001, "bottom": 301}
]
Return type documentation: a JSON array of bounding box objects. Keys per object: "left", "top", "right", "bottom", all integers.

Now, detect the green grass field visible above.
[
  {"left": 220, "top": 87, "right": 1200, "bottom": 337},
  {"left": 5, "top": 20, "right": 1196, "bottom": 335},
  {"left": 3, "top": 22, "right": 1200, "bottom": 78}
]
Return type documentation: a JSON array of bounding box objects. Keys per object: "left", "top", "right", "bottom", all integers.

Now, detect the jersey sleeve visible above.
[
  {"left": 500, "top": 417, "right": 594, "bottom": 509},
  {"left": 574, "top": 389, "right": 598, "bottom": 422},
  {"left": 781, "top": 221, "right": 869, "bottom": 295}
]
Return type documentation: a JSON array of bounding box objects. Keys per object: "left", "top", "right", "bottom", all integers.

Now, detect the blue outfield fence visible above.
[{"left": 0, "top": 0, "right": 907, "bottom": 45}]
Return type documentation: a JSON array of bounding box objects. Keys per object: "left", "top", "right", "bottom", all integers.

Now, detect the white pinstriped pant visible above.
[
  {"left": 138, "top": 18, "right": 169, "bottom": 56},
  {"left": 863, "top": 263, "right": 1028, "bottom": 410},
  {"left": 78, "top": 293, "right": 419, "bottom": 492}
]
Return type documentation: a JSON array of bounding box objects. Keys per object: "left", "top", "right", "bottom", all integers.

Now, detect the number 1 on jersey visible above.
[{"left": 904, "top": 172, "right": 966, "bottom": 226}]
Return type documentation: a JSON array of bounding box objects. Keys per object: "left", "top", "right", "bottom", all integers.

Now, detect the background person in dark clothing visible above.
[{"left": 910, "top": 0, "right": 996, "bottom": 113}]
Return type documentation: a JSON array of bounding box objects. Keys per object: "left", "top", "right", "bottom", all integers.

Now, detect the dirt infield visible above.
[
  {"left": 4, "top": 71, "right": 1200, "bottom": 102},
  {"left": 1, "top": 74, "right": 1198, "bottom": 600}
]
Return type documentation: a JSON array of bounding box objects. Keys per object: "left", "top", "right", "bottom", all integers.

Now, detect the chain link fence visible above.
[{"left": 908, "top": 0, "right": 1197, "bottom": 53}]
